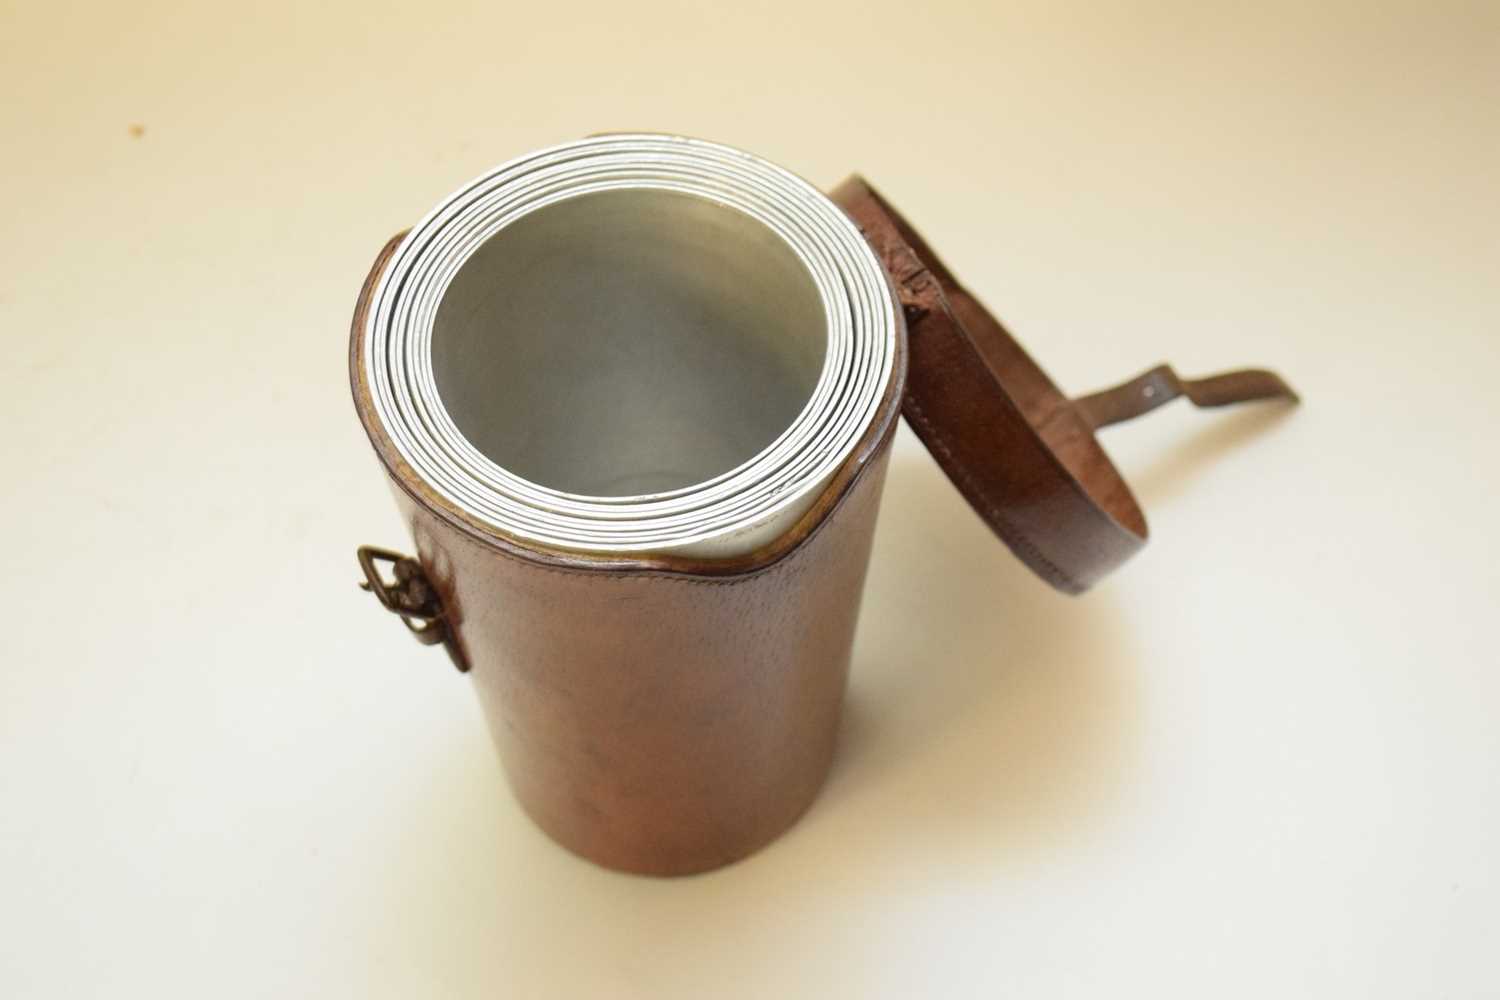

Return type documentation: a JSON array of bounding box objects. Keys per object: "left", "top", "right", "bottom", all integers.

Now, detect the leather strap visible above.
[
  {"left": 1075, "top": 364, "right": 1298, "bottom": 430},
  {"left": 831, "top": 176, "right": 1299, "bottom": 594}
]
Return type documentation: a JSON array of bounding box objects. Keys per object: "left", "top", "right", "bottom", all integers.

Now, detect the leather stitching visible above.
[{"left": 902, "top": 390, "right": 1083, "bottom": 594}]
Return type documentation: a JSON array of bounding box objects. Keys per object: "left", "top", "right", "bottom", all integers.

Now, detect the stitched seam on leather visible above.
[{"left": 902, "top": 393, "right": 1082, "bottom": 592}]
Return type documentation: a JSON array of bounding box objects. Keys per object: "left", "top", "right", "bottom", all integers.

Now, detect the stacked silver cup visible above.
[{"left": 362, "top": 134, "right": 897, "bottom": 557}]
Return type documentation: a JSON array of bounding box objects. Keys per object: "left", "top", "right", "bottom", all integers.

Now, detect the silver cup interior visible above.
[{"left": 430, "top": 189, "right": 829, "bottom": 498}]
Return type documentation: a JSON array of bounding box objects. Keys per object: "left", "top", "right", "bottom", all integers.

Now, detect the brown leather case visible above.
[
  {"left": 352, "top": 234, "right": 910, "bottom": 875},
  {"left": 351, "top": 180, "right": 1296, "bottom": 876},
  {"left": 832, "top": 177, "right": 1297, "bottom": 593}
]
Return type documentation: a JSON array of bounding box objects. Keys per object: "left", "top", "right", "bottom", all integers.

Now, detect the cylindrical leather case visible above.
[
  {"left": 352, "top": 227, "right": 908, "bottom": 875},
  {"left": 350, "top": 136, "right": 1297, "bottom": 878}
]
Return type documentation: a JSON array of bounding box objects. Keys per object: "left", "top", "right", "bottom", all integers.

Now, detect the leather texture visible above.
[
  {"left": 831, "top": 176, "right": 1299, "bottom": 594},
  {"left": 1072, "top": 364, "right": 1297, "bottom": 430},
  {"left": 352, "top": 232, "right": 909, "bottom": 875},
  {"left": 351, "top": 178, "right": 1296, "bottom": 873}
]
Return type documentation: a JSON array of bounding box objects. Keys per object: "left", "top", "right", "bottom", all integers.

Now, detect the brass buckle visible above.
[{"left": 356, "top": 546, "right": 467, "bottom": 671}]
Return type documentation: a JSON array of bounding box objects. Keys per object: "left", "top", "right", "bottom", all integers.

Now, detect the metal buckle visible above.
[{"left": 356, "top": 546, "right": 467, "bottom": 671}]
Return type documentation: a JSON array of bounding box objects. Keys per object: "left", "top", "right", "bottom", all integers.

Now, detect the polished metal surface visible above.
[
  {"left": 432, "top": 187, "right": 826, "bottom": 497},
  {"left": 363, "top": 135, "right": 897, "bottom": 557}
]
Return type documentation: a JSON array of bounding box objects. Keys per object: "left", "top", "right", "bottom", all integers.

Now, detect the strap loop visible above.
[{"left": 1074, "top": 365, "right": 1299, "bottom": 431}]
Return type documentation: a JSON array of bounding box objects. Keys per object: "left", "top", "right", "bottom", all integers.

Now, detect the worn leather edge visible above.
[
  {"left": 831, "top": 177, "right": 1141, "bottom": 594},
  {"left": 349, "top": 229, "right": 910, "bottom": 582}
]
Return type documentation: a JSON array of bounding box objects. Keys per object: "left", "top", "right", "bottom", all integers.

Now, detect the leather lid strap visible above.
[
  {"left": 1074, "top": 364, "right": 1298, "bottom": 430},
  {"left": 831, "top": 176, "right": 1299, "bottom": 594}
]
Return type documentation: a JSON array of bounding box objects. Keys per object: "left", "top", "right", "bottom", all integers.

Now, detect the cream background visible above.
[{"left": 2, "top": 1, "right": 1497, "bottom": 996}]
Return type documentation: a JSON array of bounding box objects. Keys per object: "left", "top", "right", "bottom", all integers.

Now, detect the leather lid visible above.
[{"left": 831, "top": 177, "right": 1298, "bottom": 594}]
